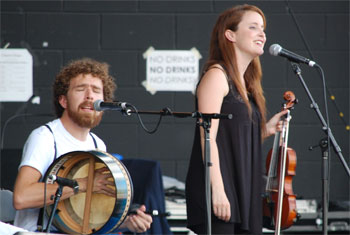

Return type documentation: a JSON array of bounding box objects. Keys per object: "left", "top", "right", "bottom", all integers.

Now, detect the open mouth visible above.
[
  {"left": 255, "top": 40, "right": 264, "bottom": 46},
  {"left": 80, "top": 103, "right": 94, "bottom": 112}
]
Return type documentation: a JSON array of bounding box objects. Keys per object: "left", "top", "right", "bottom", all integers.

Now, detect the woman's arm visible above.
[{"left": 197, "top": 66, "right": 231, "bottom": 222}]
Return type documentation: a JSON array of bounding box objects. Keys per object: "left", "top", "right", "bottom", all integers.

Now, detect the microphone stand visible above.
[
  {"left": 126, "top": 107, "right": 232, "bottom": 235},
  {"left": 290, "top": 62, "right": 350, "bottom": 235},
  {"left": 45, "top": 184, "right": 63, "bottom": 233},
  {"left": 198, "top": 115, "right": 213, "bottom": 235},
  {"left": 127, "top": 108, "right": 232, "bottom": 120}
]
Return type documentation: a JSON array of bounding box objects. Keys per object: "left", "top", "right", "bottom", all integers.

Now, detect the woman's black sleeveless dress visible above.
[{"left": 186, "top": 78, "right": 263, "bottom": 234}]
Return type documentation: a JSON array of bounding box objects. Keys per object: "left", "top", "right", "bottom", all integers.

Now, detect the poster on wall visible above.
[
  {"left": 143, "top": 47, "right": 202, "bottom": 95},
  {"left": 0, "top": 49, "right": 33, "bottom": 102}
]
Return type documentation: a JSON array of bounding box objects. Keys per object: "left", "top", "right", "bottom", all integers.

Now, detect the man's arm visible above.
[
  {"left": 13, "top": 166, "right": 116, "bottom": 210},
  {"left": 13, "top": 166, "right": 76, "bottom": 210},
  {"left": 13, "top": 165, "right": 152, "bottom": 233}
]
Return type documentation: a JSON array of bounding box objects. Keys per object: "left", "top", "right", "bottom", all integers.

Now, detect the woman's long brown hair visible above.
[{"left": 203, "top": 4, "right": 267, "bottom": 134}]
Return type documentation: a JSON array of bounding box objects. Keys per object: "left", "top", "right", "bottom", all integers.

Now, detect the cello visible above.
[{"left": 263, "top": 91, "right": 299, "bottom": 235}]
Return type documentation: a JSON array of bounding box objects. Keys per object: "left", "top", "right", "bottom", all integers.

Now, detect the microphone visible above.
[
  {"left": 48, "top": 175, "right": 79, "bottom": 191},
  {"left": 93, "top": 99, "right": 128, "bottom": 112},
  {"left": 269, "top": 44, "right": 317, "bottom": 67}
]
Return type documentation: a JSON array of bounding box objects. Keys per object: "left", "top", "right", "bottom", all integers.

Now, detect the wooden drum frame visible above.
[{"left": 43, "top": 150, "right": 133, "bottom": 234}]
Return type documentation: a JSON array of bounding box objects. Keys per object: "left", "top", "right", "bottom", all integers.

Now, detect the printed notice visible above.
[
  {"left": 142, "top": 47, "right": 201, "bottom": 94},
  {"left": 0, "top": 49, "right": 33, "bottom": 102}
]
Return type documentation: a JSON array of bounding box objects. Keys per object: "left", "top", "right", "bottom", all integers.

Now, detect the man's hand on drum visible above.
[
  {"left": 121, "top": 205, "right": 153, "bottom": 233},
  {"left": 76, "top": 167, "right": 115, "bottom": 197}
]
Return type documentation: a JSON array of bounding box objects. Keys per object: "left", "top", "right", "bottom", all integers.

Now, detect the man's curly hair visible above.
[{"left": 53, "top": 58, "right": 117, "bottom": 118}]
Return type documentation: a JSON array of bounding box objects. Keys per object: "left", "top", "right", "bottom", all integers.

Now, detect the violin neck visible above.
[
  {"left": 281, "top": 111, "right": 291, "bottom": 149},
  {"left": 266, "top": 110, "right": 292, "bottom": 191},
  {"left": 265, "top": 131, "right": 281, "bottom": 191},
  {"left": 275, "top": 110, "right": 292, "bottom": 234}
]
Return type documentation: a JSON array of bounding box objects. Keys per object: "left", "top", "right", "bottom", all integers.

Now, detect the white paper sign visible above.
[
  {"left": 143, "top": 47, "right": 201, "bottom": 94},
  {"left": 0, "top": 49, "right": 33, "bottom": 102}
]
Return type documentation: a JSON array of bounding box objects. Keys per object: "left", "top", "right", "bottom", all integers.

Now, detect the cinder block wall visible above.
[{"left": 1, "top": 0, "right": 349, "bottom": 202}]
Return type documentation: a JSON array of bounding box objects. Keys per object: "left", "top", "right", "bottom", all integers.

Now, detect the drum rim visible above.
[{"left": 43, "top": 150, "right": 133, "bottom": 234}]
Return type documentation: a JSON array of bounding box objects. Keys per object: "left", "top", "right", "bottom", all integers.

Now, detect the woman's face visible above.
[{"left": 231, "top": 10, "right": 266, "bottom": 58}]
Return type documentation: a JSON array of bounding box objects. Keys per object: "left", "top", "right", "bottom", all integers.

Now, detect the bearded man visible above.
[{"left": 12, "top": 58, "right": 152, "bottom": 233}]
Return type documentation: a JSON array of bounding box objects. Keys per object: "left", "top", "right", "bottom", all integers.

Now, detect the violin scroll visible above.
[{"left": 283, "top": 91, "right": 298, "bottom": 110}]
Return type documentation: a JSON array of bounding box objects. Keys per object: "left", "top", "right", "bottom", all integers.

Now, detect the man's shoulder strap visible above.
[
  {"left": 89, "top": 132, "right": 98, "bottom": 149},
  {"left": 44, "top": 124, "right": 57, "bottom": 161}
]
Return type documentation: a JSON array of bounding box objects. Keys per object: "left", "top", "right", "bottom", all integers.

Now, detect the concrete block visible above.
[
  {"left": 27, "top": 13, "right": 99, "bottom": 49},
  {"left": 102, "top": 14, "right": 174, "bottom": 49},
  {"left": 64, "top": 0, "right": 137, "bottom": 12},
  {"left": 139, "top": 0, "right": 212, "bottom": 13}
]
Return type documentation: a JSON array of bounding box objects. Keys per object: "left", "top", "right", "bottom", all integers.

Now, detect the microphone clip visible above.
[
  {"left": 121, "top": 107, "right": 132, "bottom": 116},
  {"left": 48, "top": 175, "right": 79, "bottom": 194}
]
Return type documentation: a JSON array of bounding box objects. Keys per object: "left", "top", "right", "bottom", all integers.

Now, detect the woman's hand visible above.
[
  {"left": 265, "top": 109, "right": 289, "bottom": 138},
  {"left": 212, "top": 187, "right": 231, "bottom": 222}
]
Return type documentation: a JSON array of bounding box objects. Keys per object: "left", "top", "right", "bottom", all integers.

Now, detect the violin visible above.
[{"left": 263, "top": 91, "right": 299, "bottom": 234}]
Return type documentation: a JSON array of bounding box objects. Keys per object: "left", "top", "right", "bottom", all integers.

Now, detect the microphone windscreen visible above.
[
  {"left": 93, "top": 100, "right": 103, "bottom": 111},
  {"left": 269, "top": 44, "right": 282, "bottom": 56}
]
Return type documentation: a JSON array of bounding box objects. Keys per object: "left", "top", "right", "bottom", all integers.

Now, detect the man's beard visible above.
[{"left": 67, "top": 101, "right": 103, "bottom": 129}]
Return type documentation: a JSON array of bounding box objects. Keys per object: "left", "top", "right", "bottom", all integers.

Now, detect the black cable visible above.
[
  {"left": 42, "top": 177, "right": 48, "bottom": 231},
  {"left": 316, "top": 64, "right": 331, "bottom": 207},
  {"left": 126, "top": 104, "right": 164, "bottom": 134},
  {"left": 284, "top": 0, "right": 348, "bottom": 131},
  {"left": 285, "top": 0, "right": 333, "bottom": 212},
  {"left": 1, "top": 112, "right": 52, "bottom": 231},
  {"left": 1, "top": 113, "right": 53, "bottom": 149}
]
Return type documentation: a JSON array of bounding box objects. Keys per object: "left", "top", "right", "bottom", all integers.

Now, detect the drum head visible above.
[{"left": 43, "top": 150, "right": 133, "bottom": 234}]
